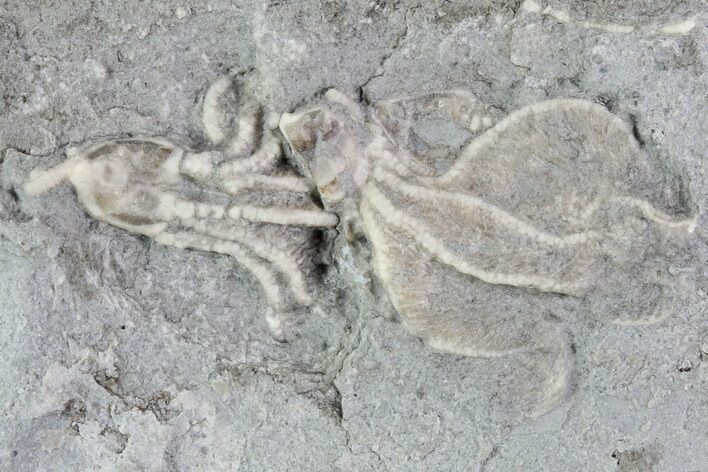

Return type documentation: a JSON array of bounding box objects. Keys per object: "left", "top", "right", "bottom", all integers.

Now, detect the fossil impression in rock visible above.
[
  {"left": 25, "top": 74, "right": 697, "bottom": 417},
  {"left": 24, "top": 75, "right": 338, "bottom": 340},
  {"left": 280, "top": 90, "right": 697, "bottom": 416}
]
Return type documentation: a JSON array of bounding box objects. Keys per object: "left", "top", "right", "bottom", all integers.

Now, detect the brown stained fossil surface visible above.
[{"left": 26, "top": 77, "right": 698, "bottom": 418}]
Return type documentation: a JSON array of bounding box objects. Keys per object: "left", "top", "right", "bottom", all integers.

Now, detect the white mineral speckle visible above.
[
  {"left": 84, "top": 58, "right": 108, "bottom": 80},
  {"left": 521, "top": 0, "right": 542, "bottom": 14}
]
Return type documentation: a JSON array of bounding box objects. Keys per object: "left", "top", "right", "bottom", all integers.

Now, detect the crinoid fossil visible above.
[
  {"left": 24, "top": 75, "right": 338, "bottom": 340},
  {"left": 280, "top": 90, "right": 697, "bottom": 416},
  {"left": 25, "top": 75, "right": 697, "bottom": 417}
]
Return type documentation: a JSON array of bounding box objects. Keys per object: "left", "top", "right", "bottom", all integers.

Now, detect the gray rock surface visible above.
[{"left": 1, "top": 1, "right": 707, "bottom": 470}]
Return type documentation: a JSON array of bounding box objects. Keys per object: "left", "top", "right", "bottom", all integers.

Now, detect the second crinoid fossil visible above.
[{"left": 25, "top": 75, "right": 338, "bottom": 340}]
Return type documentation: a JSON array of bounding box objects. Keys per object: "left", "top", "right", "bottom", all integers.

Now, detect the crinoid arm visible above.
[
  {"left": 375, "top": 89, "right": 495, "bottom": 135},
  {"left": 148, "top": 201, "right": 328, "bottom": 339},
  {"left": 366, "top": 168, "right": 599, "bottom": 297},
  {"left": 200, "top": 73, "right": 260, "bottom": 153},
  {"left": 198, "top": 74, "right": 282, "bottom": 174},
  {"left": 435, "top": 99, "right": 697, "bottom": 230},
  {"left": 361, "top": 98, "right": 697, "bottom": 359},
  {"left": 154, "top": 230, "right": 288, "bottom": 339},
  {"left": 372, "top": 90, "right": 496, "bottom": 177},
  {"left": 427, "top": 98, "right": 696, "bottom": 325},
  {"left": 177, "top": 75, "right": 285, "bottom": 196},
  {"left": 360, "top": 195, "right": 573, "bottom": 418},
  {"left": 23, "top": 101, "right": 337, "bottom": 340}
]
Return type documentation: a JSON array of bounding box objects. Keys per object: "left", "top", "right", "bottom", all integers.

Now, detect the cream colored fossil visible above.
[
  {"left": 24, "top": 75, "right": 338, "bottom": 340},
  {"left": 519, "top": 0, "right": 697, "bottom": 34},
  {"left": 280, "top": 90, "right": 697, "bottom": 416},
  {"left": 25, "top": 75, "right": 698, "bottom": 417}
]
